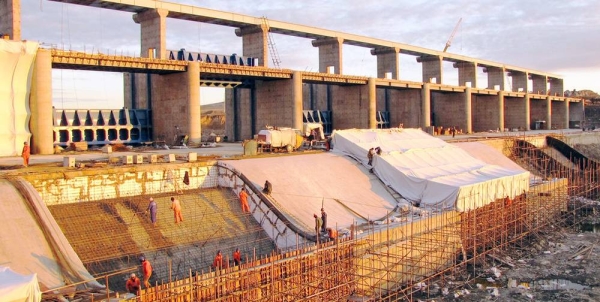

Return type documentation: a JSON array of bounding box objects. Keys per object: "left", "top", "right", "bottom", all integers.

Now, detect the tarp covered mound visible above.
[
  {"left": 0, "top": 40, "right": 38, "bottom": 156},
  {"left": 0, "top": 267, "right": 41, "bottom": 302},
  {"left": 332, "top": 128, "right": 530, "bottom": 211}
]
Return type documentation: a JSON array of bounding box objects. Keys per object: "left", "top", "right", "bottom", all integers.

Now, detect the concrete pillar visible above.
[
  {"left": 418, "top": 55, "right": 443, "bottom": 84},
  {"left": 464, "top": 87, "right": 472, "bottom": 133},
  {"left": 371, "top": 47, "right": 400, "bottom": 79},
  {"left": 485, "top": 66, "right": 505, "bottom": 90},
  {"left": 563, "top": 99, "right": 570, "bottom": 129},
  {"left": 312, "top": 37, "right": 343, "bottom": 74},
  {"left": 525, "top": 94, "right": 531, "bottom": 130},
  {"left": 546, "top": 96, "right": 552, "bottom": 130},
  {"left": 133, "top": 8, "right": 168, "bottom": 59},
  {"left": 292, "top": 71, "right": 303, "bottom": 130},
  {"left": 548, "top": 77, "right": 564, "bottom": 96},
  {"left": 531, "top": 74, "right": 548, "bottom": 95},
  {"left": 421, "top": 83, "right": 431, "bottom": 128},
  {"left": 188, "top": 62, "right": 201, "bottom": 144},
  {"left": 30, "top": 49, "right": 54, "bottom": 154},
  {"left": 498, "top": 91, "right": 505, "bottom": 131},
  {"left": 368, "top": 78, "right": 377, "bottom": 129},
  {"left": 455, "top": 62, "right": 477, "bottom": 87},
  {"left": 235, "top": 25, "right": 268, "bottom": 67},
  {"left": 0, "top": 0, "right": 20, "bottom": 40},
  {"left": 510, "top": 71, "right": 528, "bottom": 92}
]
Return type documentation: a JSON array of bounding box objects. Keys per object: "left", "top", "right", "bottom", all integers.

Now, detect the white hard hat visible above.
[{"left": 130, "top": 273, "right": 136, "bottom": 278}]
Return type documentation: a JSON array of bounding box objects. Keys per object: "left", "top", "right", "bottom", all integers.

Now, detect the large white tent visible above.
[
  {"left": 0, "top": 40, "right": 38, "bottom": 156},
  {"left": 0, "top": 267, "right": 41, "bottom": 302},
  {"left": 332, "top": 128, "right": 530, "bottom": 211}
]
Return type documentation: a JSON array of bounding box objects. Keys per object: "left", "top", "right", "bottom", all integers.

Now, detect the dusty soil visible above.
[{"left": 413, "top": 199, "right": 600, "bottom": 302}]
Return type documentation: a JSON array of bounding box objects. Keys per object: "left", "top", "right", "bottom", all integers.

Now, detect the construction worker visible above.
[
  {"left": 314, "top": 214, "right": 322, "bottom": 239},
  {"left": 213, "top": 250, "right": 224, "bottom": 269},
  {"left": 239, "top": 188, "right": 250, "bottom": 213},
  {"left": 320, "top": 208, "right": 327, "bottom": 233},
  {"left": 125, "top": 273, "right": 141, "bottom": 294},
  {"left": 170, "top": 196, "right": 183, "bottom": 224},
  {"left": 327, "top": 227, "right": 338, "bottom": 243},
  {"left": 21, "top": 142, "right": 30, "bottom": 167},
  {"left": 145, "top": 197, "right": 157, "bottom": 226},
  {"left": 139, "top": 256, "right": 152, "bottom": 288},
  {"left": 367, "top": 148, "right": 375, "bottom": 166},
  {"left": 233, "top": 248, "right": 242, "bottom": 266},
  {"left": 262, "top": 180, "right": 272, "bottom": 195}
]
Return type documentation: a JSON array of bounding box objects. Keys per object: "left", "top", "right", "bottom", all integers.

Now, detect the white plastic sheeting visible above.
[
  {"left": 332, "top": 128, "right": 530, "bottom": 211},
  {"left": 0, "top": 267, "right": 41, "bottom": 302},
  {"left": 0, "top": 40, "right": 38, "bottom": 156},
  {"left": 258, "top": 128, "right": 300, "bottom": 148}
]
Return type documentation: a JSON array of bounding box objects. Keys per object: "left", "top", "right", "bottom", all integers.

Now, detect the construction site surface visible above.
[{"left": 1, "top": 129, "right": 600, "bottom": 302}]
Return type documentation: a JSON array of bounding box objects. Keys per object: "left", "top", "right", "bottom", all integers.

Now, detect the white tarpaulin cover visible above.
[
  {"left": 0, "top": 40, "right": 38, "bottom": 156},
  {"left": 258, "top": 129, "right": 299, "bottom": 148},
  {"left": 332, "top": 128, "right": 530, "bottom": 211},
  {"left": 303, "top": 123, "right": 325, "bottom": 140},
  {"left": 0, "top": 267, "right": 41, "bottom": 302}
]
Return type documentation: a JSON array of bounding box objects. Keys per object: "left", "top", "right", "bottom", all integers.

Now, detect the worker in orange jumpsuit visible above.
[
  {"left": 170, "top": 196, "right": 183, "bottom": 224},
  {"left": 233, "top": 248, "right": 242, "bottom": 266},
  {"left": 213, "top": 250, "right": 224, "bottom": 269},
  {"left": 21, "top": 142, "right": 30, "bottom": 167},
  {"left": 125, "top": 273, "right": 141, "bottom": 294},
  {"left": 239, "top": 188, "right": 250, "bottom": 213},
  {"left": 327, "top": 227, "right": 338, "bottom": 243},
  {"left": 140, "top": 256, "right": 152, "bottom": 288}
]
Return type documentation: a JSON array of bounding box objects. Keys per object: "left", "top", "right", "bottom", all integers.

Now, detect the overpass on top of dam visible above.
[{"left": 0, "top": 0, "right": 585, "bottom": 154}]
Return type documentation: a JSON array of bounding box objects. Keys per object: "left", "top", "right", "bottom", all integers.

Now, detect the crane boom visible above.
[{"left": 443, "top": 17, "right": 462, "bottom": 52}]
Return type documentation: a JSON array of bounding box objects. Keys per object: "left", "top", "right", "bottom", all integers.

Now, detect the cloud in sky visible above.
[{"left": 19, "top": 0, "right": 600, "bottom": 108}]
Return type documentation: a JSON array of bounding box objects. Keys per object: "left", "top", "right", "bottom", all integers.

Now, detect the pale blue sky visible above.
[{"left": 20, "top": 0, "right": 600, "bottom": 109}]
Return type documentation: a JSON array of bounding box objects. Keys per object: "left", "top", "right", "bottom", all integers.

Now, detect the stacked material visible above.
[{"left": 332, "top": 128, "right": 529, "bottom": 211}]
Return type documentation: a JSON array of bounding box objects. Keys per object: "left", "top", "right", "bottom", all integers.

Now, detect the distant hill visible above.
[{"left": 201, "top": 102, "right": 225, "bottom": 137}]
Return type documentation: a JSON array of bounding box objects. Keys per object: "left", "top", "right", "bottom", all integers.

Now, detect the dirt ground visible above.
[{"left": 412, "top": 198, "right": 600, "bottom": 302}]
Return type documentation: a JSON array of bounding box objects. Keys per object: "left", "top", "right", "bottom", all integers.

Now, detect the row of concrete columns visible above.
[{"left": 226, "top": 72, "right": 579, "bottom": 140}]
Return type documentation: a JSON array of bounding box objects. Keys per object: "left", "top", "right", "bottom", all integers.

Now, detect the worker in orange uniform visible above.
[
  {"left": 125, "top": 273, "right": 141, "bottom": 294},
  {"left": 239, "top": 188, "right": 250, "bottom": 213},
  {"left": 233, "top": 248, "right": 242, "bottom": 266},
  {"left": 327, "top": 227, "right": 338, "bottom": 243},
  {"left": 213, "top": 250, "right": 224, "bottom": 269},
  {"left": 21, "top": 142, "right": 30, "bottom": 167},
  {"left": 170, "top": 196, "right": 183, "bottom": 224},
  {"left": 139, "top": 256, "right": 152, "bottom": 288}
]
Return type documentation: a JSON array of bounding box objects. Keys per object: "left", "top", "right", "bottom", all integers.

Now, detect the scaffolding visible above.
[{"left": 38, "top": 138, "right": 600, "bottom": 301}]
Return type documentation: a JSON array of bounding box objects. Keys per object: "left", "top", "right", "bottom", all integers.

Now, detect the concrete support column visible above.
[
  {"left": 510, "top": 71, "right": 528, "bottom": 92},
  {"left": 563, "top": 99, "right": 570, "bottom": 129},
  {"left": 371, "top": 47, "right": 400, "bottom": 79},
  {"left": 368, "top": 78, "right": 377, "bottom": 129},
  {"left": 546, "top": 96, "right": 552, "bottom": 130},
  {"left": 549, "top": 77, "right": 564, "bottom": 96},
  {"left": 418, "top": 55, "right": 443, "bottom": 84},
  {"left": 464, "top": 87, "right": 472, "bottom": 133},
  {"left": 0, "top": 0, "right": 20, "bottom": 40},
  {"left": 30, "top": 49, "right": 54, "bottom": 154},
  {"left": 187, "top": 62, "right": 201, "bottom": 144},
  {"left": 531, "top": 74, "right": 548, "bottom": 95},
  {"left": 235, "top": 25, "right": 268, "bottom": 67},
  {"left": 421, "top": 83, "right": 431, "bottom": 128},
  {"left": 312, "top": 37, "right": 344, "bottom": 74},
  {"left": 133, "top": 8, "right": 168, "bottom": 59},
  {"left": 292, "top": 71, "right": 303, "bottom": 130},
  {"left": 455, "top": 62, "right": 477, "bottom": 87},
  {"left": 485, "top": 67, "right": 506, "bottom": 90},
  {"left": 525, "top": 94, "right": 531, "bottom": 130},
  {"left": 498, "top": 91, "right": 505, "bottom": 131}
]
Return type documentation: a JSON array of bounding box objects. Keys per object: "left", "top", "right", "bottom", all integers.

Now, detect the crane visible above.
[{"left": 443, "top": 18, "right": 462, "bottom": 52}]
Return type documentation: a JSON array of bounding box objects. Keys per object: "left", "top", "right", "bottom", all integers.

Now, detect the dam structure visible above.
[
  {"left": 0, "top": 0, "right": 584, "bottom": 157},
  {"left": 0, "top": 1, "right": 598, "bottom": 301}
]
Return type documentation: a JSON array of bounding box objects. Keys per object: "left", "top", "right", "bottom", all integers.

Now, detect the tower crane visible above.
[{"left": 443, "top": 17, "right": 462, "bottom": 52}]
